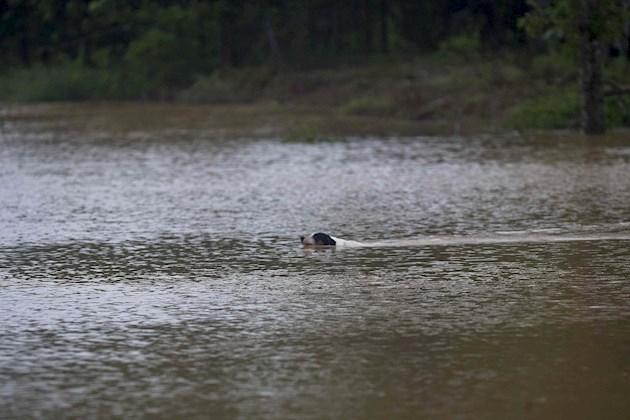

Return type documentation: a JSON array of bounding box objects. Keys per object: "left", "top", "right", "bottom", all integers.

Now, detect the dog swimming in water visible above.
[{"left": 300, "top": 232, "right": 363, "bottom": 247}]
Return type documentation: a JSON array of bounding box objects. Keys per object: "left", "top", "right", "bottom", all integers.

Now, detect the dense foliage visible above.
[
  {"left": 0, "top": 1, "right": 530, "bottom": 93},
  {"left": 519, "top": 0, "right": 630, "bottom": 133},
  {"left": 1, "top": 0, "right": 629, "bottom": 134}
]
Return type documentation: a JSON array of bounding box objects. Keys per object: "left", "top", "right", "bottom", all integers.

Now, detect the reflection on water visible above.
[{"left": 1, "top": 108, "right": 630, "bottom": 418}]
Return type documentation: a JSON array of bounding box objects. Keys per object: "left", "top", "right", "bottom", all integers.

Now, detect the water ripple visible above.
[{"left": 1, "top": 121, "right": 630, "bottom": 418}]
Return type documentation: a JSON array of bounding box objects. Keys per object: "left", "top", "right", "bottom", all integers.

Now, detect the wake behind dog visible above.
[{"left": 300, "top": 228, "right": 630, "bottom": 248}]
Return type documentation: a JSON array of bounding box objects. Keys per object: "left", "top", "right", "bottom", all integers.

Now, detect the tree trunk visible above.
[
  {"left": 360, "top": 0, "right": 374, "bottom": 54},
  {"left": 380, "top": 0, "right": 389, "bottom": 53},
  {"left": 579, "top": 0, "right": 605, "bottom": 134}
]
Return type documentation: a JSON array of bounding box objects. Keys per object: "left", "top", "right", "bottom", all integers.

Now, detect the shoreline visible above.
[
  {"left": 0, "top": 57, "right": 580, "bottom": 137},
  {"left": 2, "top": 100, "right": 630, "bottom": 141}
]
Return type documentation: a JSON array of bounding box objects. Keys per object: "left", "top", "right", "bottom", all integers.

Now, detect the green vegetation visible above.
[
  {"left": 505, "top": 89, "right": 579, "bottom": 130},
  {"left": 283, "top": 125, "right": 334, "bottom": 143},
  {"left": 1, "top": 1, "right": 629, "bottom": 134},
  {"left": 519, "top": 0, "right": 630, "bottom": 134},
  {"left": 0, "top": 64, "right": 110, "bottom": 101}
]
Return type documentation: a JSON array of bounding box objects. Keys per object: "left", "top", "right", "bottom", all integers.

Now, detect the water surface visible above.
[{"left": 1, "top": 106, "right": 630, "bottom": 418}]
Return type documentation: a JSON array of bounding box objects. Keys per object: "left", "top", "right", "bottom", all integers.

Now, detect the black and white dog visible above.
[{"left": 300, "top": 232, "right": 362, "bottom": 247}]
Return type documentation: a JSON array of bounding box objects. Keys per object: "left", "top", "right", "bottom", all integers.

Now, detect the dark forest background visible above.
[
  {"left": 1, "top": 1, "right": 533, "bottom": 68},
  {"left": 1, "top": 0, "right": 629, "bottom": 132}
]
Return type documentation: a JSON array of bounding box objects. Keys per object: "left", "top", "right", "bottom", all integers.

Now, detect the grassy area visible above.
[{"left": 1, "top": 50, "right": 629, "bottom": 136}]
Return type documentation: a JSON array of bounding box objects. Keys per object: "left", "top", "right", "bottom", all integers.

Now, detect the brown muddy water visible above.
[{"left": 1, "top": 104, "right": 630, "bottom": 419}]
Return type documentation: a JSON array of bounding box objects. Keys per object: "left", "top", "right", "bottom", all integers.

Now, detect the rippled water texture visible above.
[{"left": 1, "top": 106, "right": 630, "bottom": 418}]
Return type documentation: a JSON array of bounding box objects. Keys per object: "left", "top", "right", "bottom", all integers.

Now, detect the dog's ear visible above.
[{"left": 313, "top": 233, "right": 336, "bottom": 246}]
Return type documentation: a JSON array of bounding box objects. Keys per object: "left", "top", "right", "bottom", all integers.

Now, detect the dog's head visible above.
[{"left": 300, "top": 232, "right": 336, "bottom": 246}]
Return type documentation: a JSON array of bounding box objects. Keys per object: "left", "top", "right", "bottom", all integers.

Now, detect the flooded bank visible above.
[{"left": 1, "top": 104, "right": 629, "bottom": 418}]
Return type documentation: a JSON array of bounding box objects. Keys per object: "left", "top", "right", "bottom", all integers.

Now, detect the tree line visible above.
[
  {"left": 1, "top": 0, "right": 629, "bottom": 134},
  {"left": 1, "top": 1, "right": 530, "bottom": 70}
]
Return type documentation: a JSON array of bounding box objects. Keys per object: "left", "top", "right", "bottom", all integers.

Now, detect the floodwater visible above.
[{"left": 1, "top": 105, "right": 630, "bottom": 419}]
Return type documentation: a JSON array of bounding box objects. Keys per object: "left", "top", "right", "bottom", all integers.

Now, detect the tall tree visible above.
[
  {"left": 578, "top": 0, "right": 604, "bottom": 133},
  {"left": 520, "top": 0, "right": 629, "bottom": 134}
]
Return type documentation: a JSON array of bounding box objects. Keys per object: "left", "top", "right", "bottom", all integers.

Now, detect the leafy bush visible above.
[
  {"left": 531, "top": 50, "right": 576, "bottom": 82},
  {"left": 122, "top": 4, "right": 218, "bottom": 98},
  {"left": 505, "top": 89, "right": 579, "bottom": 130},
  {"left": 0, "top": 64, "right": 111, "bottom": 102},
  {"left": 604, "top": 57, "right": 630, "bottom": 83},
  {"left": 433, "top": 33, "right": 481, "bottom": 62},
  {"left": 605, "top": 97, "right": 630, "bottom": 128},
  {"left": 123, "top": 28, "right": 199, "bottom": 97},
  {"left": 506, "top": 88, "right": 630, "bottom": 130}
]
